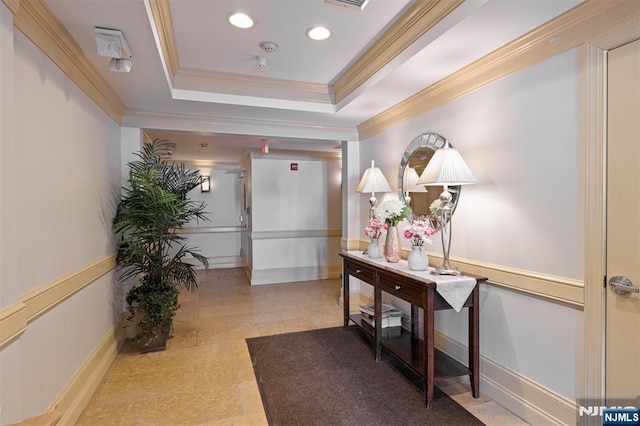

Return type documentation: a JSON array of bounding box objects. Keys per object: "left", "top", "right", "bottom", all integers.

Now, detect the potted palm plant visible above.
[{"left": 113, "top": 139, "right": 209, "bottom": 352}]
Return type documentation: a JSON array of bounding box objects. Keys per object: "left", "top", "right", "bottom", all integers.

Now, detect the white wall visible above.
[
  {"left": 180, "top": 168, "right": 243, "bottom": 269},
  {"left": 251, "top": 156, "right": 341, "bottom": 232},
  {"left": 0, "top": 25, "right": 121, "bottom": 423},
  {"left": 248, "top": 153, "right": 342, "bottom": 285},
  {"left": 188, "top": 168, "right": 242, "bottom": 227},
  {"left": 358, "top": 49, "right": 583, "bottom": 401}
]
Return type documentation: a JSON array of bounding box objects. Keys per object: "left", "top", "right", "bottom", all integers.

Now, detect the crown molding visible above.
[
  {"left": 123, "top": 109, "right": 358, "bottom": 141},
  {"left": 332, "top": 0, "right": 465, "bottom": 105},
  {"left": 358, "top": 0, "right": 640, "bottom": 140},
  {"left": 175, "top": 68, "right": 332, "bottom": 104},
  {"left": 146, "top": 0, "right": 466, "bottom": 111},
  {"left": 2, "top": 0, "right": 20, "bottom": 14},
  {"left": 12, "top": 0, "right": 126, "bottom": 124},
  {"left": 147, "top": 0, "right": 332, "bottom": 108},
  {"left": 146, "top": 0, "right": 179, "bottom": 79}
]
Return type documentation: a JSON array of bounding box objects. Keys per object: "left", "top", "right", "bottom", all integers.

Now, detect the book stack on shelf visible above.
[{"left": 358, "top": 303, "right": 403, "bottom": 338}]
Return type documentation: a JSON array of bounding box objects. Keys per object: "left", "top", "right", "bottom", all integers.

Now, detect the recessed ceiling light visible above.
[
  {"left": 306, "top": 26, "right": 331, "bottom": 41},
  {"left": 227, "top": 12, "right": 254, "bottom": 29}
]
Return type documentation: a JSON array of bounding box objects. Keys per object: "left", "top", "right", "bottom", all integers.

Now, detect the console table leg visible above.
[
  {"left": 411, "top": 305, "right": 419, "bottom": 335},
  {"left": 423, "top": 288, "right": 435, "bottom": 409},
  {"left": 374, "top": 284, "right": 382, "bottom": 361},
  {"left": 343, "top": 271, "right": 350, "bottom": 331},
  {"left": 469, "top": 284, "right": 480, "bottom": 398}
]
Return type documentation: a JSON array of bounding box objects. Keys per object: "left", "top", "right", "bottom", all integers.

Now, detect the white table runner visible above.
[{"left": 429, "top": 274, "right": 476, "bottom": 312}]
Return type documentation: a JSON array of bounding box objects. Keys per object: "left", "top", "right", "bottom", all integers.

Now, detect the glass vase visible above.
[
  {"left": 407, "top": 245, "right": 429, "bottom": 271},
  {"left": 384, "top": 226, "right": 401, "bottom": 263},
  {"left": 367, "top": 238, "right": 382, "bottom": 258}
]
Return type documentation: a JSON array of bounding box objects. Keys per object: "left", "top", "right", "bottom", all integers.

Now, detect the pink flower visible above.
[
  {"left": 402, "top": 216, "right": 435, "bottom": 246},
  {"left": 364, "top": 218, "right": 387, "bottom": 239}
]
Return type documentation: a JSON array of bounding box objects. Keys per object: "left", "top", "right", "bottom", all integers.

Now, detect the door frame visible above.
[{"left": 582, "top": 23, "right": 640, "bottom": 425}]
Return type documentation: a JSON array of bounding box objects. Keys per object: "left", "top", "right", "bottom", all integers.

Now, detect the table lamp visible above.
[
  {"left": 417, "top": 141, "right": 476, "bottom": 275},
  {"left": 357, "top": 160, "right": 391, "bottom": 220}
]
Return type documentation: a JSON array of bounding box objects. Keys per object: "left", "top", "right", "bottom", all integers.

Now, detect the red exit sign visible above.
[{"left": 290, "top": 163, "right": 298, "bottom": 171}]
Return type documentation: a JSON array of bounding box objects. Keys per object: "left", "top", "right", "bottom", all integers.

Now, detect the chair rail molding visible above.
[{"left": 0, "top": 254, "right": 116, "bottom": 349}]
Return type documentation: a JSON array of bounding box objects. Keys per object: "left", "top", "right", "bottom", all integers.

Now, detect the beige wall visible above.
[{"left": 0, "top": 14, "right": 121, "bottom": 423}]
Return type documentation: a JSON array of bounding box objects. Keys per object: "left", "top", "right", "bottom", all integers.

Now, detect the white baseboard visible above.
[
  {"left": 47, "top": 319, "right": 124, "bottom": 425},
  {"left": 204, "top": 255, "right": 244, "bottom": 269},
  {"left": 249, "top": 265, "right": 342, "bottom": 285},
  {"left": 434, "top": 331, "right": 576, "bottom": 425}
]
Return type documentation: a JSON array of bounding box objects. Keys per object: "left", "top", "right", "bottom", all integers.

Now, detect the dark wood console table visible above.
[{"left": 340, "top": 251, "right": 487, "bottom": 409}]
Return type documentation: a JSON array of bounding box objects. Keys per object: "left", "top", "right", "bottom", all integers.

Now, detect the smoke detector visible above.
[{"left": 259, "top": 41, "right": 279, "bottom": 53}]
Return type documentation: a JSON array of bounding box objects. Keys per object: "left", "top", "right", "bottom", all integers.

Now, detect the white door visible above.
[{"left": 606, "top": 38, "right": 640, "bottom": 403}]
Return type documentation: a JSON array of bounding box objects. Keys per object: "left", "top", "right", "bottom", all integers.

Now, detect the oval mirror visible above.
[{"left": 397, "top": 132, "right": 461, "bottom": 228}]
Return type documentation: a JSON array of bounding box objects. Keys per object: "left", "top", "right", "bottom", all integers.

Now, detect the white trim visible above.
[
  {"left": 200, "top": 255, "right": 244, "bottom": 270},
  {"left": 249, "top": 265, "right": 342, "bottom": 285},
  {"left": 250, "top": 229, "right": 342, "bottom": 240},
  {"left": 122, "top": 109, "right": 358, "bottom": 142},
  {"left": 178, "top": 226, "right": 243, "bottom": 234},
  {"left": 435, "top": 332, "right": 577, "bottom": 426}
]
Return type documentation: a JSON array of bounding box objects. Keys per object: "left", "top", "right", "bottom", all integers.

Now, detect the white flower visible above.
[{"left": 375, "top": 199, "right": 410, "bottom": 226}]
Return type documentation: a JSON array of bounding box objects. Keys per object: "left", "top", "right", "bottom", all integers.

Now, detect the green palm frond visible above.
[{"left": 113, "top": 139, "right": 210, "bottom": 347}]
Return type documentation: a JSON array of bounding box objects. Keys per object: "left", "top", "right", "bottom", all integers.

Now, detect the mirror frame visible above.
[{"left": 397, "top": 132, "right": 461, "bottom": 225}]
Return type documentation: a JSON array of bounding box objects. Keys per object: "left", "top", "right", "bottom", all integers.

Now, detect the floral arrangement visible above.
[
  {"left": 403, "top": 216, "right": 435, "bottom": 246},
  {"left": 374, "top": 199, "right": 411, "bottom": 227},
  {"left": 364, "top": 217, "right": 387, "bottom": 239}
]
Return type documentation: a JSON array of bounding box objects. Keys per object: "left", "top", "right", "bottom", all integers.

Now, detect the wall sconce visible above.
[{"left": 200, "top": 176, "right": 211, "bottom": 193}]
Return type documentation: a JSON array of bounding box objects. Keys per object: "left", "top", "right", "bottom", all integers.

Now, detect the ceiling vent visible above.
[{"left": 324, "top": 0, "right": 369, "bottom": 11}]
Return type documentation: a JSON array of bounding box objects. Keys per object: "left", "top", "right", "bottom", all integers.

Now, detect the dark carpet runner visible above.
[{"left": 246, "top": 326, "right": 484, "bottom": 425}]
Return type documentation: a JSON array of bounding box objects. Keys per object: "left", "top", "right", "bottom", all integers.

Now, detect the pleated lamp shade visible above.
[
  {"left": 404, "top": 167, "right": 428, "bottom": 192},
  {"left": 357, "top": 162, "right": 391, "bottom": 193},
  {"left": 417, "top": 145, "right": 477, "bottom": 186}
]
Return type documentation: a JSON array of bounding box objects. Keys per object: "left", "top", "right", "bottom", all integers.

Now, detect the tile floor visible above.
[{"left": 77, "top": 268, "right": 529, "bottom": 425}]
